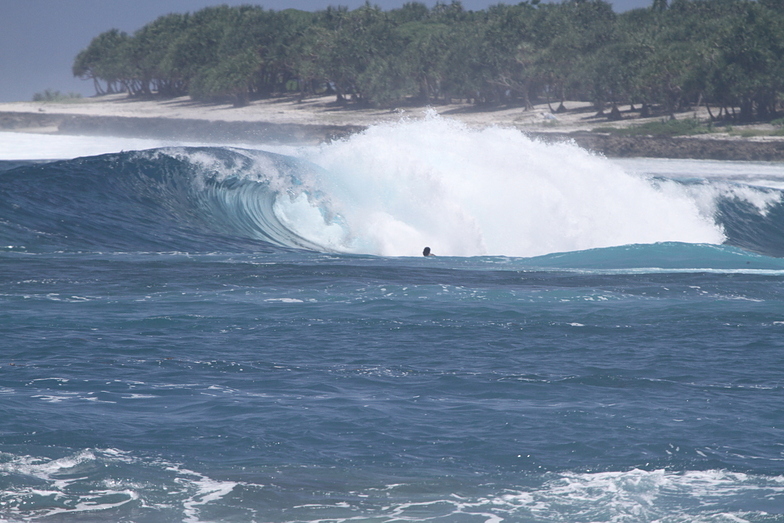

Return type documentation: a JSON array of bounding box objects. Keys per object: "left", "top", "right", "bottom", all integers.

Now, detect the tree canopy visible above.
[{"left": 73, "top": 0, "right": 784, "bottom": 120}]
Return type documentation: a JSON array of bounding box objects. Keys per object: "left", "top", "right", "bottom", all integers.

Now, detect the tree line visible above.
[{"left": 73, "top": 0, "right": 784, "bottom": 121}]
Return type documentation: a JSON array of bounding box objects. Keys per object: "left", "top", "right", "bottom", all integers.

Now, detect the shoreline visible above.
[
  {"left": 0, "top": 111, "right": 364, "bottom": 145},
  {"left": 2, "top": 94, "right": 784, "bottom": 160}
]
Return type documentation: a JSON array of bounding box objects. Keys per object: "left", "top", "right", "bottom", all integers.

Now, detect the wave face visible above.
[
  {"left": 1, "top": 117, "right": 783, "bottom": 257},
  {"left": 0, "top": 147, "right": 327, "bottom": 253}
]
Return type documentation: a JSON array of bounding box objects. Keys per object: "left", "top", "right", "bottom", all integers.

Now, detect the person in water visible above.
[{"left": 423, "top": 247, "right": 435, "bottom": 257}]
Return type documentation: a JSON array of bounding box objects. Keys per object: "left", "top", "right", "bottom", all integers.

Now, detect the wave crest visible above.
[{"left": 2, "top": 120, "right": 783, "bottom": 257}]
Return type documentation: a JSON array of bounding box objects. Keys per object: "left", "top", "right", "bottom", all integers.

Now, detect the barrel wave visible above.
[
  {"left": 0, "top": 147, "right": 331, "bottom": 253},
  {"left": 3, "top": 120, "right": 784, "bottom": 523},
  {"left": 1, "top": 116, "right": 783, "bottom": 258}
]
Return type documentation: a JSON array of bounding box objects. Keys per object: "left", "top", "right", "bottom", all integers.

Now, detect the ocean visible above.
[{"left": 1, "top": 116, "right": 784, "bottom": 522}]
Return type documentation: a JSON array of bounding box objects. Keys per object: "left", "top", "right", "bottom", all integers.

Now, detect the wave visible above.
[
  {"left": 0, "top": 117, "right": 782, "bottom": 257},
  {"left": 2, "top": 448, "right": 781, "bottom": 522},
  {"left": 519, "top": 241, "right": 784, "bottom": 273},
  {"left": 0, "top": 147, "right": 328, "bottom": 253}
]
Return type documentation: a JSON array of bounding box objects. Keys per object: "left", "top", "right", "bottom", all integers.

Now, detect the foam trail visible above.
[{"left": 300, "top": 114, "right": 725, "bottom": 257}]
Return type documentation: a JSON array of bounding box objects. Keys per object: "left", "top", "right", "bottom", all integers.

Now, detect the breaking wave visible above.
[{"left": 0, "top": 117, "right": 781, "bottom": 257}]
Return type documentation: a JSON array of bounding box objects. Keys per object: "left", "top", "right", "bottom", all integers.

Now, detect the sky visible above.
[{"left": 0, "top": 0, "right": 652, "bottom": 103}]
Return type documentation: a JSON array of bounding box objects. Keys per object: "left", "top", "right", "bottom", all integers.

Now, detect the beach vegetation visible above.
[
  {"left": 595, "top": 117, "right": 713, "bottom": 136},
  {"left": 73, "top": 0, "right": 784, "bottom": 123},
  {"left": 73, "top": 28, "right": 130, "bottom": 95},
  {"left": 32, "top": 89, "right": 83, "bottom": 103}
]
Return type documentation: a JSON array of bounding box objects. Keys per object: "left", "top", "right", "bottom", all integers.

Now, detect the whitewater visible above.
[{"left": 1, "top": 116, "right": 784, "bottom": 522}]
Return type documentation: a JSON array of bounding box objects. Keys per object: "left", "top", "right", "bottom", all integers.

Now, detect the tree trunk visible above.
[
  {"left": 739, "top": 99, "right": 753, "bottom": 122},
  {"left": 608, "top": 103, "right": 622, "bottom": 121},
  {"left": 93, "top": 78, "right": 105, "bottom": 96},
  {"left": 545, "top": 87, "right": 554, "bottom": 113},
  {"left": 521, "top": 83, "right": 533, "bottom": 111},
  {"left": 705, "top": 99, "right": 715, "bottom": 120}
]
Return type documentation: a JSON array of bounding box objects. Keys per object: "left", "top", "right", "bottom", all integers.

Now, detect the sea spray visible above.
[{"left": 301, "top": 114, "right": 726, "bottom": 257}]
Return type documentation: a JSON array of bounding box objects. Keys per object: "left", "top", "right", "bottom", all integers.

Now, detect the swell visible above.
[
  {"left": 0, "top": 147, "right": 330, "bottom": 253},
  {"left": 1, "top": 143, "right": 783, "bottom": 258}
]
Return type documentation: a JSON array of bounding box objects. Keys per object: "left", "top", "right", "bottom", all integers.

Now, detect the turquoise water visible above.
[{"left": 1, "top": 122, "right": 784, "bottom": 522}]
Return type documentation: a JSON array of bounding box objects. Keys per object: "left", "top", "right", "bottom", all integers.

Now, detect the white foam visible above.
[
  {"left": 273, "top": 469, "right": 784, "bottom": 522},
  {"left": 274, "top": 192, "right": 349, "bottom": 252},
  {"left": 169, "top": 465, "right": 237, "bottom": 523},
  {"left": 299, "top": 115, "right": 726, "bottom": 257},
  {"left": 0, "top": 450, "right": 95, "bottom": 480},
  {"left": 0, "top": 449, "right": 237, "bottom": 522},
  {"left": 481, "top": 468, "right": 784, "bottom": 522}
]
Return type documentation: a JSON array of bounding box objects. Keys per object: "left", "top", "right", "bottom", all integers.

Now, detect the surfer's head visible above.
[{"left": 423, "top": 247, "right": 431, "bottom": 256}]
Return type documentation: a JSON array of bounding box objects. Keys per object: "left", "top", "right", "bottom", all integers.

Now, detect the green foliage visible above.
[
  {"left": 71, "top": 0, "right": 784, "bottom": 117},
  {"left": 597, "top": 117, "right": 713, "bottom": 136},
  {"left": 730, "top": 128, "right": 769, "bottom": 137},
  {"left": 32, "top": 89, "right": 83, "bottom": 102},
  {"left": 73, "top": 28, "right": 130, "bottom": 95}
]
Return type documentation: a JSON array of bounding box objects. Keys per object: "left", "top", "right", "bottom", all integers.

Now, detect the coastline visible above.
[{"left": 2, "top": 93, "right": 783, "bottom": 160}]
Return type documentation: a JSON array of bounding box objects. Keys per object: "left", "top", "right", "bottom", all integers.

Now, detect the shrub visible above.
[
  {"left": 32, "top": 89, "right": 83, "bottom": 102},
  {"left": 595, "top": 118, "right": 713, "bottom": 137}
]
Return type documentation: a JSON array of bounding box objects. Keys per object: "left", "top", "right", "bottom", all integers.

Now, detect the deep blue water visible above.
[{"left": 1, "top": 137, "right": 784, "bottom": 522}]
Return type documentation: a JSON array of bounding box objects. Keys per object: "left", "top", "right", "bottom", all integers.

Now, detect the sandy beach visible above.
[
  {"left": 2, "top": 93, "right": 784, "bottom": 160},
  {"left": 0, "top": 93, "right": 605, "bottom": 129}
]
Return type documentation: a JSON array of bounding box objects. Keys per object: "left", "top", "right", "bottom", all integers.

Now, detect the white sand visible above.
[
  {"left": 1, "top": 93, "right": 781, "bottom": 142},
  {"left": 0, "top": 93, "right": 668, "bottom": 132}
]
